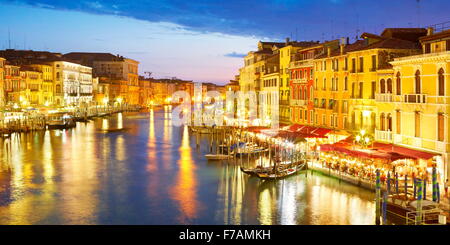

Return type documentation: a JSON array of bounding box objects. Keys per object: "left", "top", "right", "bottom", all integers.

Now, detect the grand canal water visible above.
[{"left": 0, "top": 107, "right": 376, "bottom": 225}]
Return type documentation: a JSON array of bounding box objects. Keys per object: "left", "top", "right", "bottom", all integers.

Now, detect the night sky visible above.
[{"left": 0, "top": 0, "right": 449, "bottom": 84}]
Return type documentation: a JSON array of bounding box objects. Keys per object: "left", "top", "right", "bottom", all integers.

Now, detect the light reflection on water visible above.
[{"left": 0, "top": 109, "right": 375, "bottom": 225}]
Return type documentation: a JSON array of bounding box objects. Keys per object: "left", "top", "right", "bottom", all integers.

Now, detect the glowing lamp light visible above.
[
  {"left": 362, "top": 110, "right": 371, "bottom": 117},
  {"left": 364, "top": 137, "right": 370, "bottom": 144},
  {"left": 355, "top": 135, "right": 361, "bottom": 142},
  {"left": 360, "top": 129, "right": 366, "bottom": 136}
]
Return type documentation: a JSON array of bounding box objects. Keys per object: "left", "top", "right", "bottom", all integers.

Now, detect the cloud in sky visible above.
[
  {"left": 0, "top": 4, "right": 258, "bottom": 84},
  {"left": 224, "top": 52, "right": 247, "bottom": 58},
  {"left": 5, "top": 0, "right": 450, "bottom": 40},
  {"left": 1, "top": 0, "right": 450, "bottom": 84}
]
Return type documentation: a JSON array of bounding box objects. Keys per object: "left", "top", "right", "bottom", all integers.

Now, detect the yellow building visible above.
[
  {"left": 313, "top": 29, "right": 425, "bottom": 137},
  {"left": 29, "top": 64, "right": 54, "bottom": 106},
  {"left": 239, "top": 42, "right": 278, "bottom": 93},
  {"left": 260, "top": 53, "right": 280, "bottom": 124},
  {"left": 376, "top": 28, "right": 450, "bottom": 180},
  {"left": 20, "top": 67, "right": 43, "bottom": 106}
]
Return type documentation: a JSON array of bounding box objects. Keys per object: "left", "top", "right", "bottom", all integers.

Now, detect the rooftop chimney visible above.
[
  {"left": 427, "top": 27, "right": 434, "bottom": 36},
  {"left": 340, "top": 37, "right": 347, "bottom": 55},
  {"left": 327, "top": 47, "right": 331, "bottom": 57}
]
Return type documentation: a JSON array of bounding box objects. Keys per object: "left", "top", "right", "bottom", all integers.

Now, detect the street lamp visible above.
[{"left": 355, "top": 129, "right": 372, "bottom": 148}]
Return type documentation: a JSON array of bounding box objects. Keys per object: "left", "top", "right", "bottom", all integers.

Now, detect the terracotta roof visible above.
[
  {"left": 359, "top": 38, "right": 420, "bottom": 50},
  {"left": 260, "top": 41, "right": 286, "bottom": 47},
  {"left": 0, "top": 49, "right": 63, "bottom": 65},
  {"left": 63, "top": 52, "right": 125, "bottom": 62},
  {"left": 315, "top": 40, "right": 366, "bottom": 59},
  {"left": 315, "top": 37, "right": 420, "bottom": 59},
  {"left": 420, "top": 29, "right": 450, "bottom": 42},
  {"left": 253, "top": 49, "right": 273, "bottom": 54},
  {"left": 380, "top": 28, "right": 427, "bottom": 42},
  {"left": 361, "top": 32, "right": 384, "bottom": 40},
  {"left": 289, "top": 41, "right": 320, "bottom": 48}
]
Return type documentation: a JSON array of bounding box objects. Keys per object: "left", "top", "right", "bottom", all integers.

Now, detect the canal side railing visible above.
[{"left": 308, "top": 162, "right": 377, "bottom": 190}]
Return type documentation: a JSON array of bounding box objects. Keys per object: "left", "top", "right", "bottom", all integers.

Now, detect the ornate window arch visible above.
[
  {"left": 380, "top": 79, "right": 386, "bottom": 93},
  {"left": 438, "top": 68, "right": 445, "bottom": 96},
  {"left": 387, "top": 78, "right": 392, "bottom": 93},
  {"left": 387, "top": 113, "right": 392, "bottom": 131},
  {"left": 415, "top": 70, "right": 421, "bottom": 94}
]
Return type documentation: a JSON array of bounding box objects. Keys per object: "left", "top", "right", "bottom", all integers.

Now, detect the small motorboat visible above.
[{"left": 386, "top": 194, "right": 444, "bottom": 225}]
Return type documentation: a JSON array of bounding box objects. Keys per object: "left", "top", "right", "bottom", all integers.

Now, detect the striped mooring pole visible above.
[
  {"left": 432, "top": 167, "right": 438, "bottom": 202},
  {"left": 416, "top": 178, "right": 423, "bottom": 225}
]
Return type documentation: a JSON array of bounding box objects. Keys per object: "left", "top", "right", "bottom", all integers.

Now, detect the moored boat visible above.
[
  {"left": 256, "top": 163, "right": 306, "bottom": 180},
  {"left": 385, "top": 193, "right": 444, "bottom": 224},
  {"left": 205, "top": 154, "right": 233, "bottom": 160},
  {"left": 46, "top": 112, "right": 76, "bottom": 130}
]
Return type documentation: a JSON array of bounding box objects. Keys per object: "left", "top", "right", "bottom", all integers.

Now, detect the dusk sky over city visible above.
[{"left": 1, "top": 0, "right": 450, "bottom": 84}]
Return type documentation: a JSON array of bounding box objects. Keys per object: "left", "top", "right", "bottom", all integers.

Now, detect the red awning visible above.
[
  {"left": 244, "top": 126, "right": 270, "bottom": 133},
  {"left": 373, "top": 142, "right": 439, "bottom": 160},
  {"left": 320, "top": 143, "right": 401, "bottom": 161},
  {"left": 287, "top": 124, "right": 332, "bottom": 138}
]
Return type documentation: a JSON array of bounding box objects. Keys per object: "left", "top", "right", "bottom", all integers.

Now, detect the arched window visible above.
[
  {"left": 438, "top": 68, "right": 445, "bottom": 96},
  {"left": 304, "top": 87, "right": 307, "bottom": 100},
  {"left": 387, "top": 78, "right": 392, "bottom": 93},
  {"left": 396, "top": 72, "right": 401, "bottom": 95},
  {"left": 380, "top": 79, "right": 386, "bottom": 93},
  {"left": 387, "top": 114, "right": 392, "bottom": 131},
  {"left": 415, "top": 70, "right": 421, "bottom": 94},
  {"left": 380, "top": 113, "right": 385, "bottom": 131}
]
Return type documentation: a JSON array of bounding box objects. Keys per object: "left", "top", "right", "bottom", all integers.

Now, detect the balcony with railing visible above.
[
  {"left": 290, "top": 99, "right": 307, "bottom": 106},
  {"left": 375, "top": 129, "right": 393, "bottom": 142},
  {"left": 290, "top": 59, "right": 313, "bottom": 68},
  {"left": 279, "top": 100, "right": 290, "bottom": 106},
  {"left": 392, "top": 133, "right": 448, "bottom": 153},
  {"left": 403, "top": 94, "right": 427, "bottom": 104},
  {"left": 375, "top": 93, "right": 393, "bottom": 102}
]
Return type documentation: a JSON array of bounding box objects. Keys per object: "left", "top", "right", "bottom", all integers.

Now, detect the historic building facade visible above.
[{"left": 376, "top": 28, "right": 450, "bottom": 180}]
